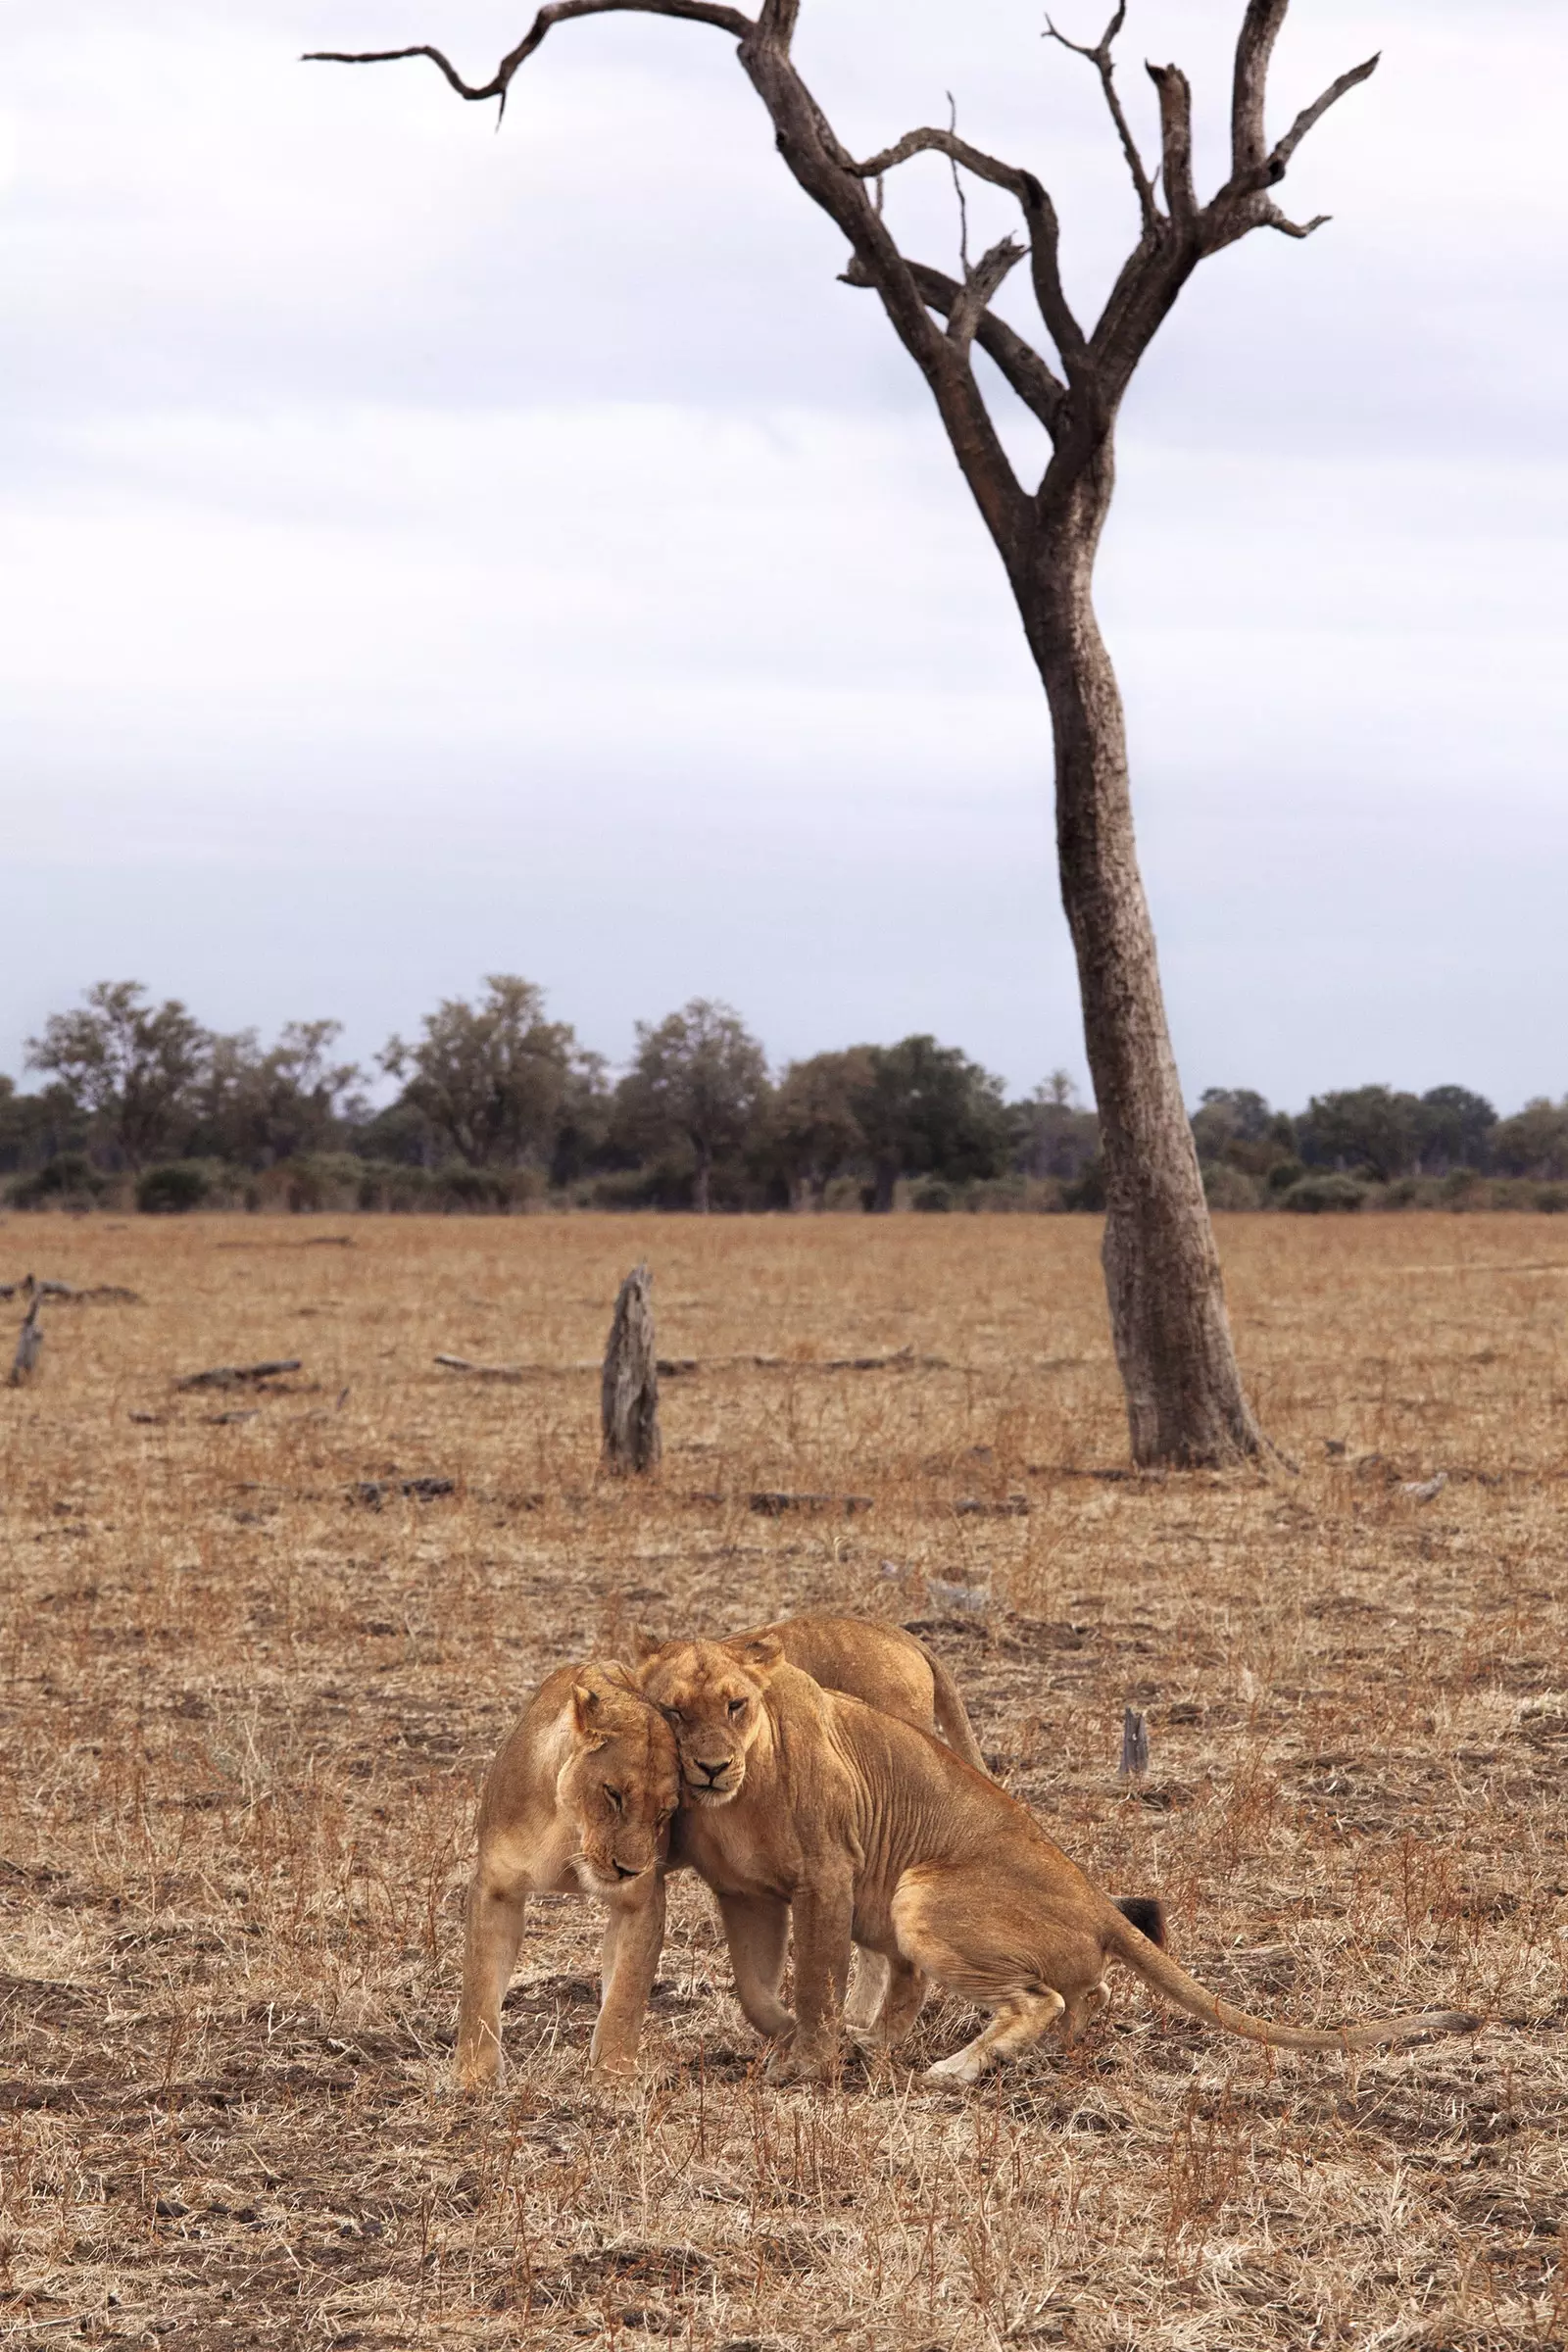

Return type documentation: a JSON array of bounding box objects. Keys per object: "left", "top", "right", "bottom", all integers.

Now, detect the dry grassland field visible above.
[{"left": 1, "top": 1211, "right": 1565, "bottom": 2352}]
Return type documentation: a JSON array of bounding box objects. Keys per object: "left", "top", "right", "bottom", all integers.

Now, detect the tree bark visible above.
[
  {"left": 1018, "top": 452, "right": 1262, "bottom": 1466},
  {"left": 692, "top": 1145, "right": 712, "bottom": 1216}
]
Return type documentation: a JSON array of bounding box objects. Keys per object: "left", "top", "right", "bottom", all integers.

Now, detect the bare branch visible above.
[
  {"left": 1144, "top": 64, "right": 1196, "bottom": 228},
  {"left": 1268, "top": 54, "right": 1379, "bottom": 177},
  {"left": 305, "top": 0, "right": 754, "bottom": 117},
  {"left": 1257, "top": 201, "right": 1330, "bottom": 239},
  {"left": 848, "top": 124, "right": 1033, "bottom": 206},
  {"left": 844, "top": 124, "right": 1088, "bottom": 375},
  {"left": 948, "top": 236, "right": 1027, "bottom": 359},
  {"left": 839, "top": 254, "right": 1064, "bottom": 431},
  {"left": 1043, "top": 8, "right": 1158, "bottom": 234},
  {"left": 1230, "top": 0, "right": 1290, "bottom": 179}
]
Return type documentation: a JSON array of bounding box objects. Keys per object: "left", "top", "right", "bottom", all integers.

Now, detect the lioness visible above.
[
  {"left": 665, "top": 1613, "right": 988, "bottom": 1774},
  {"left": 456, "top": 1663, "right": 680, "bottom": 2088},
  {"left": 637, "top": 1636, "right": 1480, "bottom": 2084},
  {"left": 457, "top": 1614, "right": 990, "bottom": 2086}
]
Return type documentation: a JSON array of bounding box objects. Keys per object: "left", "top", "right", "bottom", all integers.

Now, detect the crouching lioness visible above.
[
  {"left": 457, "top": 1614, "right": 989, "bottom": 2087},
  {"left": 636, "top": 1636, "right": 1481, "bottom": 2085}
]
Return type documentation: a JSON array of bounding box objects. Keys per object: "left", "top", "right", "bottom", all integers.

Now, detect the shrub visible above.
[
  {"left": 1266, "top": 1158, "right": 1307, "bottom": 1195},
  {"left": 136, "top": 1161, "right": 212, "bottom": 1215},
  {"left": 9, "top": 1153, "right": 107, "bottom": 1209},
  {"left": 910, "top": 1180, "right": 954, "bottom": 1212},
  {"left": 1062, "top": 1159, "right": 1105, "bottom": 1212},
  {"left": 1279, "top": 1172, "right": 1369, "bottom": 1214},
  {"left": 1201, "top": 1162, "right": 1261, "bottom": 1210},
  {"left": 1536, "top": 1184, "right": 1568, "bottom": 1214}
]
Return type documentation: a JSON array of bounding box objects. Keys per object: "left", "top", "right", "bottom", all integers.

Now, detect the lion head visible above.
[
  {"left": 634, "top": 1635, "right": 781, "bottom": 1806},
  {"left": 558, "top": 1669, "right": 682, "bottom": 1891}
]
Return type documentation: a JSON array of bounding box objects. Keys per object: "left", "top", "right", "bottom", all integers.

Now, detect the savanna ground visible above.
[{"left": 0, "top": 1211, "right": 1564, "bottom": 2352}]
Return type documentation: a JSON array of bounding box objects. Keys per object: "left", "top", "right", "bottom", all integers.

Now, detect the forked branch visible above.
[{"left": 1044, "top": 7, "right": 1158, "bottom": 233}]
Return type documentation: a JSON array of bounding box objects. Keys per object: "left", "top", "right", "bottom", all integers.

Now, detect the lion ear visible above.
[
  {"left": 570, "top": 1683, "right": 602, "bottom": 1735},
  {"left": 725, "top": 1633, "right": 783, "bottom": 1681},
  {"left": 630, "top": 1628, "right": 664, "bottom": 1663}
]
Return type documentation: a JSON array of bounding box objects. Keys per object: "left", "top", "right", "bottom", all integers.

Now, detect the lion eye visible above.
[
  {"left": 603, "top": 1786, "right": 623, "bottom": 1811},
  {"left": 727, "top": 1697, "right": 747, "bottom": 1719}
]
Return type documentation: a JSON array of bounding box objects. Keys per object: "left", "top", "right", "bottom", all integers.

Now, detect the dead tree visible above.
[
  {"left": 601, "top": 1263, "right": 662, "bottom": 1473},
  {"left": 10, "top": 1297, "right": 43, "bottom": 1388},
  {"left": 310, "top": 1, "right": 1377, "bottom": 1466}
]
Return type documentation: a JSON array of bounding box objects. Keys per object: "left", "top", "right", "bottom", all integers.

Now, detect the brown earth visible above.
[{"left": 0, "top": 1210, "right": 1563, "bottom": 2349}]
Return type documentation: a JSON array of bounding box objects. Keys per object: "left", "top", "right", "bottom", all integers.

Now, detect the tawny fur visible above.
[
  {"left": 736, "top": 1613, "right": 988, "bottom": 1774},
  {"left": 636, "top": 1640, "right": 1481, "bottom": 2085}
]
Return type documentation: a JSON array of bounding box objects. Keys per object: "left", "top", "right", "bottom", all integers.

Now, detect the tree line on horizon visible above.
[{"left": 2, "top": 978, "right": 1566, "bottom": 1215}]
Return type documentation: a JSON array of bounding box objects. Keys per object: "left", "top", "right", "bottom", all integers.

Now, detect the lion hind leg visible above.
[
  {"left": 844, "top": 1946, "right": 890, "bottom": 2032},
  {"left": 1061, "top": 1979, "right": 1109, "bottom": 2049},
  {"left": 926, "top": 1987, "right": 1066, "bottom": 2084}
]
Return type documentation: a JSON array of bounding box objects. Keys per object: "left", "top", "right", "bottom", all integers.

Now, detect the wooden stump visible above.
[
  {"left": 10, "top": 1297, "right": 43, "bottom": 1388},
  {"left": 601, "top": 1263, "right": 662, "bottom": 1475},
  {"left": 1118, "top": 1706, "right": 1150, "bottom": 1780}
]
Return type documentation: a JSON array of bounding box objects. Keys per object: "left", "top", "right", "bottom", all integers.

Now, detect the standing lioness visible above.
[
  {"left": 456, "top": 1664, "right": 680, "bottom": 2088},
  {"left": 638, "top": 1636, "right": 1480, "bottom": 2084}
]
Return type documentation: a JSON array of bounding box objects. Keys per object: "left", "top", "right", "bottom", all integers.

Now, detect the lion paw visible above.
[{"left": 924, "top": 2050, "right": 983, "bottom": 2085}]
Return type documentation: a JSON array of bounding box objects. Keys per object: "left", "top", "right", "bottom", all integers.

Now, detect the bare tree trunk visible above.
[
  {"left": 313, "top": 0, "right": 1375, "bottom": 1472},
  {"left": 693, "top": 1147, "right": 712, "bottom": 1216},
  {"left": 601, "top": 1263, "right": 662, "bottom": 1474},
  {"left": 1022, "top": 459, "right": 1262, "bottom": 1467}
]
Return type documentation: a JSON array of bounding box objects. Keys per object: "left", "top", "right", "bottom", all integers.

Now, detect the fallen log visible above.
[
  {"left": 434, "top": 1353, "right": 523, "bottom": 1383},
  {"left": 175, "top": 1359, "right": 302, "bottom": 1392},
  {"left": 749, "top": 1491, "right": 874, "bottom": 1516},
  {"left": 352, "top": 1476, "right": 457, "bottom": 1508}
]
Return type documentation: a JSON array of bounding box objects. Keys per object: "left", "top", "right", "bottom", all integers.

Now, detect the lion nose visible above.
[{"left": 692, "top": 1758, "right": 730, "bottom": 1785}]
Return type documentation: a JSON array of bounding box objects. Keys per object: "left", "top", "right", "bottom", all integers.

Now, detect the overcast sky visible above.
[{"left": 3, "top": 0, "right": 1564, "bottom": 1108}]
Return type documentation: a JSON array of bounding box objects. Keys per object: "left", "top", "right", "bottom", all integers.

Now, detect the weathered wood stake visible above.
[
  {"left": 1118, "top": 1707, "right": 1150, "bottom": 1781},
  {"left": 10, "top": 1297, "right": 43, "bottom": 1388},
  {"left": 601, "top": 1263, "right": 662, "bottom": 1475}
]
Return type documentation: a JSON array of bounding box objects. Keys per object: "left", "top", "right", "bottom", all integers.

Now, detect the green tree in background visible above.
[
  {"left": 772, "top": 1049, "right": 876, "bottom": 1207},
  {"left": 381, "top": 977, "right": 593, "bottom": 1170},
  {"left": 851, "top": 1036, "right": 1009, "bottom": 1213},
  {"left": 26, "top": 982, "right": 206, "bottom": 1170},
  {"left": 196, "top": 1022, "right": 365, "bottom": 1167},
  {"left": 616, "top": 1000, "right": 770, "bottom": 1214}
]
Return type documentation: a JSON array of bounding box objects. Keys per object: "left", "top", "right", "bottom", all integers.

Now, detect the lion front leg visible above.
[
  {"left": 768, "top": 1872, "right": 855, "bottom": 2083},
  {"left": 590, "top": 1874, "right": 666, "bottom": 2078},
  {"left": 456, "top": 1869, "right": 530, "bottom": 2091},
  {"left": 717, "top": 1892, "right": 795, "bottom": 2042}
]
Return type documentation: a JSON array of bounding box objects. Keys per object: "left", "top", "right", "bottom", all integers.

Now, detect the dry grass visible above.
[{"left": 1, "top": 1210, "right": 1565, "bottom": 2351}]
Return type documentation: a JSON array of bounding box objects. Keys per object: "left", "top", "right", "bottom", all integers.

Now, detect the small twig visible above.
[
  {"left": 434, "top": 1353, "right": 523, "bottom": 1383},
  {"left": 946, "top": 91, "right": 970, "bottom": 273}
]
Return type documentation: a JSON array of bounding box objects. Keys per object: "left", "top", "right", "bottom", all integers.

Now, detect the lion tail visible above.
[
  {"left": 1105, "top": 1908, "right": 1480, "bottom": 2053},
  {"left": 920, "top": 1644, "right": 989, "bottom": 1775}
]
